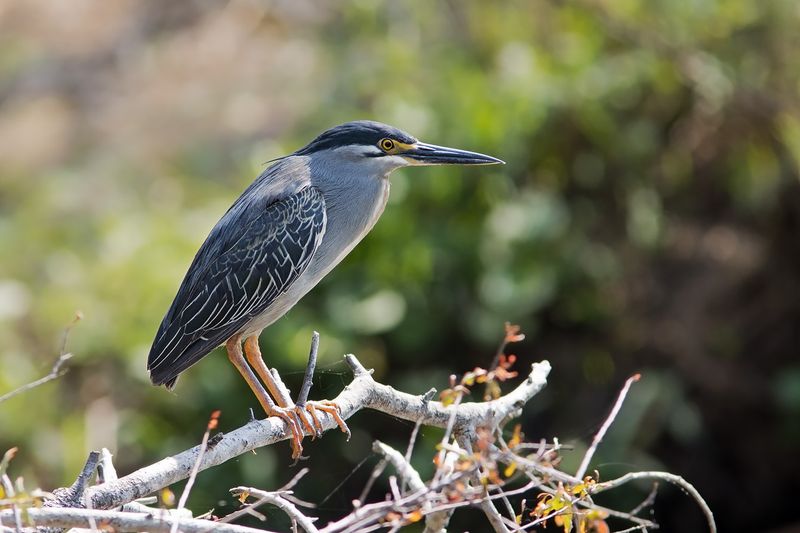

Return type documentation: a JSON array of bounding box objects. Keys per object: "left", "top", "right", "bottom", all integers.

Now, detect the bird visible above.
[{"left": 147, "top": 120, "right": 503, "bottom": 458}]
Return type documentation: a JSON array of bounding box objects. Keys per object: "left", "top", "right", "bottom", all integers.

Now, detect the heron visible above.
[{"left": 147, "top": 120, "right": 503, "bottom": 458}]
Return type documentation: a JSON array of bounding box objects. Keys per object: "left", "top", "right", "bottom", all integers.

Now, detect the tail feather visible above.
[{"left": 147, "top": 320, "right": 238, "bottom": 389}]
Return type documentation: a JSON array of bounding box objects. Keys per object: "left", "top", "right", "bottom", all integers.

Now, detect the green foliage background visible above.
[{"left": 1, "top": 2, "right": 799, "bottom": 531}]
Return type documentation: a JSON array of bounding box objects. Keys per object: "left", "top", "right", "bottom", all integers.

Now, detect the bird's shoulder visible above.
[
  {"left": 161, "top": 157, "right": 322, "bottom": 326},
  {"left": 219, "top": 156, "right": 314, "bottom": 241}
]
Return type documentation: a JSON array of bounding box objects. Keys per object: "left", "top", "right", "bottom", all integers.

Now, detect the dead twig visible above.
[
  {"left": 0, "top": 313, "right": 81, "bottom": 404},
  {"left": 170, "top": 410, "right": 221, "bottom": 533},
  {"left": 594, "top": 471, "right": 716, "bottom": 533},
  {"left": 575, "top": 373, "right": 640, "bottom": 480},
  {"left": 229, "top": 486, "right": 319, "bottom": 533}
]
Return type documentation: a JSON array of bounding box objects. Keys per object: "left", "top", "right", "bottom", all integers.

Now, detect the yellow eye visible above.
[{"left": 379, "top": 138, "right": 396, "bottom": 152}]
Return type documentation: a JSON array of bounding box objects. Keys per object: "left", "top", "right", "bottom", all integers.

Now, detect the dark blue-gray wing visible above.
[{"left": 147, "top": 186, "right": 326, "bottom": 388}]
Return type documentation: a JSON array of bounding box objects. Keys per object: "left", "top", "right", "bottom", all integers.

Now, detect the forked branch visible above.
[{"left": 82, "top": 354, "right": 551, "bottom": 510}]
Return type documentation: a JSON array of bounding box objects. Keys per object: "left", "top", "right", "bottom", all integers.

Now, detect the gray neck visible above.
[{"left": 305, "top": 151, "right": 392, "bottom": 277}]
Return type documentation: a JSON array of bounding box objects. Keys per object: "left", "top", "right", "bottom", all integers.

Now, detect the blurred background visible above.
[{"left": 1, "top": 1, "right": 798, "bottom": 531}]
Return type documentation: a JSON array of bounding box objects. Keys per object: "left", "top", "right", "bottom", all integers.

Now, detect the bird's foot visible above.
[
  {"left": 242, "top": 332, "right": 350, "bottom": 460},
  {"left": 295, "top": 400, "right": 351, "bottom": 441},
  {"left": 267, "top": 401, "right": 349, "bottom": 462},
  {"left": 266, "top": 406, "right": 307, "bottom": 459}
]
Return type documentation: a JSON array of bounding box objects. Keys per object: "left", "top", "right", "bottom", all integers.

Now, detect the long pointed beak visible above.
[{"left": 402, "top": 142, "right": 504, "bottom": 166}]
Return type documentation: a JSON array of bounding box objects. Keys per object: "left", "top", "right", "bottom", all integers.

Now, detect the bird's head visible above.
[{"left": 294, "top": 120, "right": 503, "bottom": 176}]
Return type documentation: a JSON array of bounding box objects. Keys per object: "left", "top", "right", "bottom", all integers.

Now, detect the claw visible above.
[
  {"left": 293, "top": 406, "right": 318, "bottom": 440},
  {"left": 268, "top": 407, "right": 305, "bottom": 459},
  {"left": 235, "top": 333, "right": 349, "bottom": 458},
  {"left": 305, "top": 403, "right": 325, "bottom": 437},
  {"left": 307, "top": 400, "right": 350, "bottom": 440}
]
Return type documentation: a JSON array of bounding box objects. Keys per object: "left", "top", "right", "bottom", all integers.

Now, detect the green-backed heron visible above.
[{"left": 147, "top": 120, "right": 503, "bottom": 457}]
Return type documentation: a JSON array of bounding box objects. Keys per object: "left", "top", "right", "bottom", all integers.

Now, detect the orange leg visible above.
[
  {"left": 243, "top": 336, "right": 293, "bottom": 408},
  {"left": 243, "top": 334, "right": 350, "bottom": 439},
  {"left": 226, "top": 336, "right": 304, "bottom": 458},
  {"left": 243, "top": 335, "right": 317, "bottom": 437}
]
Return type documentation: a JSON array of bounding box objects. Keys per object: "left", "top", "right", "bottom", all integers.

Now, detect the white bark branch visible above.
[
  {"left": 82, "top": 354, "right": 551, "bottom": 511},
  {"left": 594, "top": 471, "right": 716, "bottom": 533},
  {"left": 0, "top": 507, "right": 270, "bottom": 533},
  {"left": 372, "top": 440, "right": 452, "bottom": 533},
  {"left": 372, "top": 441, "right": 424, "bottom": 492},
  {"left": 575, "top": 373, "right": 640, "bottom": 480},
  {"left": 230, "top": 486, "right": 319, "bottom": 533}
]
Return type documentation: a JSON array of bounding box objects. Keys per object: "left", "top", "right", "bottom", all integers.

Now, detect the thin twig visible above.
[
  {"left": 432, "top": 391, "right": 464, "bottom": 484},
  {"left": 45, "top": 450, "right": 100, "bottom": 510},
  {"left": 575, "top": 373, "right": 641, "bottom": 480},
  {"left": 629, "top": 482, "right": 659, "bottom": 516},
  {"left": 388, "top": 476, "right": 402, "bottom": 503},
  {"left": 372, "top": 441, "right": 424, "bottom": 491},
  {"left": 518, "top": 472, "right": 658, "bottom": 530},
  {"left": 613, "top": 526, "right": 649, "bottom": 533},
  {"left": 401, "top": 388, "right": 435, "bottom": 493},
  {"left": 479, "top": 495, "right": 513, "bottom": 532},
  {"left": 277, "top": 468, "right": 316, "bottom": 509},
  {"left": 0, "top": 312, "right": 81, "bottom": 403},
  {"left": 170, "top": 410, "right": 221, "bottom": 533},
  {"left": 373, "top": 439, "right": 452, "bottom": 533},
  {"left": 230, "top": 486, "right": 319, "bottom": 533},
  {"left": 495, "top": 488, "right": 518, "bottom": 527},
  {"left": 0, "top": 463, "right": 21, "bottom": 533},
  {"left": 319, "top": 469, "right": 475, "bottom": 533},
  {"left": 296, "top": 332, "right": 320, "bottom": 406},
  {"left": 358, "top": 459, "right": 387, "bottom": 506},
  {"left": 498, "top": 449, "right": 582, "bottom": 486},
  {"left": 594, "top": 471, "right": 716, "bottom": 532},
  {"left": 512, "top": 442, "right": 573, "bottom": 452}
]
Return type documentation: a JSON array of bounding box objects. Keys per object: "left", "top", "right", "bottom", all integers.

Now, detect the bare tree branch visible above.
[
  {"left": 0, "top": 313, "right": 80, "bottom": 404},
  {"left": 0, "top": 351, "right": 72, "bottom": 405},
  {"left": 478, "top": 496, "right": 514, "bottom": 533},
  {"left": 45, "top": 450, "right": 99, "bottom": 509},
  {"left": 372, "top": 441, "right": 424, "bottom": 491},
  {"left": 0, "top": 507, "right": 270, "bottom": 533},
  {"left": 83, "top": 355, "right": 552, "bottom": 510},
  {"left": 230, "top": 487, "right": 319, "bottom": 533},
  {"left": 171, "top": 410, "right": 221, "bottom": 533},
  {"left": 21, "top": 347, "right": 711, "bottom": 533},
  {"left": 372, "top": 440, "right": 452, "bottom": 533},
  {"left": 575, "top": 373, "right": 640, "bottom": 480},
  {"left": 594, "top": 471, "right": 716, "bottom": 533}
]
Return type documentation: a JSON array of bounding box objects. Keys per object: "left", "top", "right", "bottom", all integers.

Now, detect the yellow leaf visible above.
[
  {"left": 160, "top": 487, "right": 175, "bottom": 507},
  {"left": 504, "top": 462, "right": 517, "bottom": 477}
]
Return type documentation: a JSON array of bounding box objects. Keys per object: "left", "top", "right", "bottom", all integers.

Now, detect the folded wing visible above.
[{"left": 147, "top": 185, "right": 326, "bottom": 388}]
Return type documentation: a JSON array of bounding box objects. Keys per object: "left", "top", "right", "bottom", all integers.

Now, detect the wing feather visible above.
[{"left": 147, "top": 185, "right": 326, "bottom": 387}]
